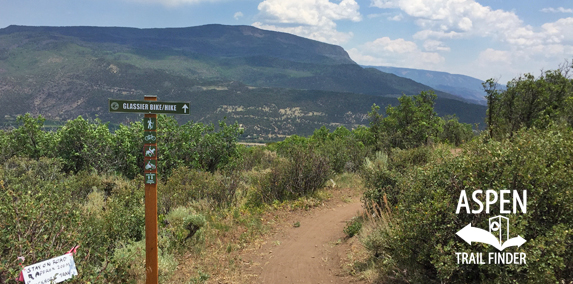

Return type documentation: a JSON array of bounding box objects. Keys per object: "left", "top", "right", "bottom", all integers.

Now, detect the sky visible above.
[{"left": 1, "top": 0, "right": 573, "bottom": 82}]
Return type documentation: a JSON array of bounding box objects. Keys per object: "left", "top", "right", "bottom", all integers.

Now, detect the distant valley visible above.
[
  {"left": 365, "top": 65, "right": 490, "bottom": 105},
  {"left": 0, "top": 24, "right": 486, "bottom": 140}
]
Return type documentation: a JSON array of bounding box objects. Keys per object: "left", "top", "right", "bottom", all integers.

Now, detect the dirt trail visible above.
[{"left": 242, "top": 198, "right": 365, "bottom": 284}]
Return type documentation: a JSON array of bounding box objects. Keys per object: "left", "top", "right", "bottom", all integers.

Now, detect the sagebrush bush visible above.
[
  {"left": 365, "top": 126, "right": 573, "bottom": 283},
  {"left": 0, "top": 157, "right": 149, "bottom": 283},
  {"left": 262, "top": 145, "right": 331, "bottom": 202},
  {"left": 163, "top": 207, "right": 206, "bottom": 251},
  {"left": 361, "top": 147, "right": 436, "bottom": 209},
  {"left": 111, "top": 238, "right": 178, "bottom": 283},
  {"left": 239, "top": 146, "right": 276, "bottom": 171},
  {"left": 161, "top": 167, "right": 243, "bottom": 212}
]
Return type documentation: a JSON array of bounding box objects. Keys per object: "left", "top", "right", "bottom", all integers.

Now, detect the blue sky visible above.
[{"left": 1, "top": 0, "right": 572, "bottom": 82}]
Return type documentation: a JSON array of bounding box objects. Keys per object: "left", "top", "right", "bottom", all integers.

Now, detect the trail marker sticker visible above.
[
  {"left": 145, "top": 173, "right": 157, "bottom": 184},
  {"left": 144, "top": 117, "right": 156, "bottom": 131},
  {"left": 144, "top": 132, "right": 157, "bottom": 144},
  {"left": 144, "top": 146, "right": 157, "bottom": 158},
  {"left": 145, "top": 160, "right": 157, "bottom": 172}
]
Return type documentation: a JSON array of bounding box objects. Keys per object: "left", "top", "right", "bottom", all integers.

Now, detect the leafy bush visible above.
[
  {"left": 0, "top": 114, "right": 244, "bottom": 180},
  {"left": 388, "top": 146, "right": 432, "bottom": 173},
  {"left": 361, "top": 147, "right": 436, "bottom": 209},
  {"left": 262, "top": 145, "right": 331, "bottom": 202},
  {"left": 163, "top": 207, "right": 206, "bottom": 251},
  {"left": 365, "top": 126, "right": 573, "bottom": 283},
  {"left": 0, "top": 157, "right": 149, "bottom": 283},
  {"left": 161, "top": 167, "right": 242, "bottom": 212},
  {"left": 361, "top": 152, "right": 399, "bottom": 208},
  {"left": 158, "top": 116, "right": 243, "bottom": 176},
  {"left": 440, "top": 115, "right": 474, "bottom": 146},
  {"left": 239, "top": 146, "right": 277, "bottom": 171},
  {"left": 368, "top": 91, "right": 443, "bottom": 150},
  {"left": 0, "top": 158, "right": 82, "bottom": 283},
  {"left": 483, "top": 63, "right": 573, "bottom": 139},
  {"left": 111, "top": 238, "right": 178, "bottom": 283},
  {"left": 311, "top": 126, "right": 369, "bottom": 173},
  {"left": 344, "top": 217, "right": 363, "bottom": 238}
]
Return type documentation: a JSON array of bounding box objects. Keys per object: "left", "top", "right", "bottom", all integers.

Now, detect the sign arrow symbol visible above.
[
  {"left": 182, "top": 104, "right": 188, "bottom": 113},
  {"left": 500, "top": 235, "right": 527, "bottom": 250},
  {"left": 456, "top": 223, "right": 527, "bottom": 251}
]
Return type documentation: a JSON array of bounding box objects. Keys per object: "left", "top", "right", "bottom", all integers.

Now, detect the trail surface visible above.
[{"left": 242, "top": 198, "right": 365, "bottom": 284}]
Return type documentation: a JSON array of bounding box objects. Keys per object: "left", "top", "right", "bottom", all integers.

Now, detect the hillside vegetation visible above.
[
  {"left": 0, "top": 87, "right": 475, "bottom": 283},
  {"left": 1, "top": 63, "right": 571, "bottom": 283},
  {"left": 359, "top": 62, "right": 573, "bottom": 283},
  {"left": 0, "top": 25, "right": 486, "bottom": 140}
]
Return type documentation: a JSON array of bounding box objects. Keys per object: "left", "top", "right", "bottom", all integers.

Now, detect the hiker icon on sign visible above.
[{"left": 144, "top": 117, "right": 156, "bottom": 131}]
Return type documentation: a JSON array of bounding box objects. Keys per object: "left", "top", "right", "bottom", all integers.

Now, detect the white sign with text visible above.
[{"left": 23, "top": 254, "right": 77, "bottom": 284}]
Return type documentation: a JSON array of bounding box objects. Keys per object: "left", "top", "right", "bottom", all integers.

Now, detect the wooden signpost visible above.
[{"left": 109, "top": 96, "right": 190, "bottom": 284}]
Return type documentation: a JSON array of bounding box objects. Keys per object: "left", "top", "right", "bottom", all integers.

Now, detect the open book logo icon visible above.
[{"left": 456, "top": 215, "right": 526, "bottom": 251}]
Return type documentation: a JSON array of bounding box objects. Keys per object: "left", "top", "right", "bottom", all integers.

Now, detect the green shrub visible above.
[
  {"left": 440, "top": 115, "right": 474, "bottom": 146},
  {"left": 388, "top": 146, "right": 432, "bottom": 173},
  {"left": 365, "top": 125, "right": 573, "bottom": 283},
  {"left": 262, "top": 145, "right": 331, "bottom": 202},
  {"left": 239, "top": 146, "right": 277, "bottom": 171},
  {"left": 0, "top": 157, "right": 82, "bottom": 283},
  {"left": 361, "top": 147, "right": 435, "bottom": 209},
  {"left": 111, "top": 238, "right": 178, "bottom": 283},
  {"left": 161, "top": 167, "right": 242, "bottom": 212},
  {"left": 163, "top": 207, "right": 206, "bottom": 251},
  {"left": 344, "top": 217, "right": 363, "bottom": 238},
  {"left": 361, "top": 152, "right": 399, "bottom": 208}
]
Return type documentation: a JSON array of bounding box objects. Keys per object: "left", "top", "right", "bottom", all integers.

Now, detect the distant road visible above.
[{"left": 238, "top": 142, "right": 267, "bottom": 147}]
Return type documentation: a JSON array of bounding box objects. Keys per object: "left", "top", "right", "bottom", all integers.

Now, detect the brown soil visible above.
[{"left": 239, "top": 195, "right": 366, "bottom": 284}]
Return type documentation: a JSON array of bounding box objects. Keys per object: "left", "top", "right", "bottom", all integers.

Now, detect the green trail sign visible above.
[
  {"left": 110, "top": 95, "right": 191, "bottom": 284},
  {"left": 109, "top": 99, "right": 190, "bottom": 115}
]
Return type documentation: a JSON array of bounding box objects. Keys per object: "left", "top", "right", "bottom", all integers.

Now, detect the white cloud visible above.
[
  {"left": 423, "top": 40, "right": 450, "bottom": 52},
  {"left": 369, "top": 0, "right": 573, "bottom": 80},
  {"left": 478, "top": 48, "right": 511, "bottom": 64},
  {"left": 348, "top": 37, "right": 445, "bottom": 69},
  {"left": 234, "top": 11, "right": 244, "bottom": 20},
  {"left": 388, "top": 13, "right": 403, "bottom": 21},
  {"left": 542, "top": 17, "right": 573, "bottom": 44},
  {"left": 253, "top": 0, "right": 361, "bottom": 44},
  {"left": 252, "top": 22, "right": 354, "bottom": 44},
  {"left": 541, "top": 7, "right": 573, "bottom": 13}
]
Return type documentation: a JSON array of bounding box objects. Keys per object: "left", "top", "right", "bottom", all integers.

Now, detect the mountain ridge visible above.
[
  {"left": 0, "top": 24, "right": 486, "bottom": 139},
  {"left": 365, "top": 65, "right": 488, "bottom": 105},
  {"left": 0, "top": 24, "right": 356, "bottom": 65}
]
